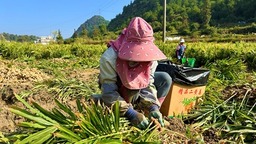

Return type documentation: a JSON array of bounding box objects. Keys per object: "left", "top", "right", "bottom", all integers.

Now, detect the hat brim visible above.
[{"left": 118, "top": 41, "right": 167, "bottom": 62}]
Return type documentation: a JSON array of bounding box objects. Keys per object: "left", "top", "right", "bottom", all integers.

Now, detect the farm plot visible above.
[
  {"left": 0, "top": 42, "right": 255, "bottom": 143},
  {"left": 0, "top": 59, "right": 223, "bottom": 143}
]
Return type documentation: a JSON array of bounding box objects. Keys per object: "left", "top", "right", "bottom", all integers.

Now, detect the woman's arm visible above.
[{"left": 99, "top": 48, "right": 130, "bottom": 115}]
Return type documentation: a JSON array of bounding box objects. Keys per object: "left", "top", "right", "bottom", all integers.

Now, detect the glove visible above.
[
  {"left": 125, "top": 107, "right": 149, "bottom": 130},
  {"left": 149, "top": 105, "right": 164, "bottom": 127},
  {"left": 136, "top": 114, "right": 149, "bottom": 130},
  {"left": 149, "top": 111, "right": 164, "bottom": 127}
]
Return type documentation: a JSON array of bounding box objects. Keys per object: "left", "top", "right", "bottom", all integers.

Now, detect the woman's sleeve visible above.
[
  {"left": 139, "top": 61, "right": 160, "bottom": 109},
  {"left": 99, "top": 48, "right": 130, "bottom": 115}
]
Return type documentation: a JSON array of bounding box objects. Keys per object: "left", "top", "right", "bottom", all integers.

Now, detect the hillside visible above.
[
  {"left": 69, "top": 0, "right": 256, "bottom": 42},
  {"left": 108, "top": 0, "right": 256, "bottom": 35},
  {"left": 0, "top": 33, "right": 39, "bottom": 42},
  {"left": 72, "top": 15, "right": 109, "bottom": 38}
]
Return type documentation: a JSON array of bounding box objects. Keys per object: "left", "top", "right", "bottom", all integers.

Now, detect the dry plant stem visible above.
[
  {"left": 196, "top": 92, "right": 238, "bottom": 121},
  {"left": 150, "top": 117, "right": 162, "bottom": 131},
  {"left": 162, "top": 128, "right": 188, "bottom": 139},
  {"left": 248, "top": 102, "right": 256, "bottom": 115},
  {"left": 239, "top": 89, "right": 250, "bottom": 110}
]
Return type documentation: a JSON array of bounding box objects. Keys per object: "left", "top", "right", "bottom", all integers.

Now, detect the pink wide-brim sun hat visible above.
[{"left": 118, "top": 17, "right": 167, "bottom": 62}]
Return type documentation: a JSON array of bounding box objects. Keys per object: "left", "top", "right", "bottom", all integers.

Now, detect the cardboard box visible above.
[{"left": 160, "top": 83, "right": 206, "bottom": 117}]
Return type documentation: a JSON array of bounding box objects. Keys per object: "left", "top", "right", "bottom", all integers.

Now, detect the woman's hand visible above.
[
  {"left": 149, "top": 110, "right": 164, "bottom": 127},
  {"left": 125, "top": 107, "right": 149, "bottom": 129}
]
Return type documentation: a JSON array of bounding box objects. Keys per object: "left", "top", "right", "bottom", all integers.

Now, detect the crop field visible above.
[{"left": 0, "top": 41, "right": 255, "bottom": 143}]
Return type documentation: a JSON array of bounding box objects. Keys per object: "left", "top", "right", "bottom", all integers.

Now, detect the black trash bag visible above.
[{"left": 156, "top": 60, "right": 210, "bottom": 86}]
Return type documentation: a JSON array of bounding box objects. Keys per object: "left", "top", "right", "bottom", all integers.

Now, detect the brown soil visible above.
[
  {"left": 222, "top": 84, "right": 256, "bottom": 104},
  {"left": 0, "top": 60, "right": 99, "bottom": 134}
]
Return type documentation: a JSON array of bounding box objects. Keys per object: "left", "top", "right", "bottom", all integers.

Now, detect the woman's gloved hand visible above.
[
  {"left": 149, "top": 105, "right": 164, "bottom": 127},
  {"left": 125, "top": 107, "right": 149, "bottom": 129},
  {"left": 149, "top": 111, "right": 164, "bottom": 127}
]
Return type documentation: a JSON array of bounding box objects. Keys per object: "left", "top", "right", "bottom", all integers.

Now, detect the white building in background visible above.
[
  {"left": 165, "top": 36, "right": 181, "bottom": 41},
  {"left": 35, "top": 36, "right": 55, "bottom": 45}
]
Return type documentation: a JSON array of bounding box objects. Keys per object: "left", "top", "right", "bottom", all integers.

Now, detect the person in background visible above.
[
  {"left": 176, "top": 38, "right": 186, "bottom": 62},
  {"left": 98, "top": 17, "right": 172, "bottom": 129}
]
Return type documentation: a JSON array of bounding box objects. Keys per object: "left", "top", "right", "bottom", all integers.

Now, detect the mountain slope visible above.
[
  {"left": 107, "top": 0, "right": 256, "bottom": 34},
  {"left": 73, "top": 15, "right": 109, "bottom": 38}
]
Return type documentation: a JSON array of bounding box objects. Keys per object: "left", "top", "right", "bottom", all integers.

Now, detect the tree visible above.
[
  {"left": 56, "top": 30, "right": 64, "bottom": 44},
  {"left": 71, "top": 29, "right": 78, "bottom": 38},
  {"left": 52, "top": 31, "right": 58, "bottom": 40},
  {"left": 201, "top": 0, "right": 212, "bottom": 28},
  {"left": 91, "top": 26, "right": 100, "bottom": 39},
  {"left": 0, "top": 34, "right": 6, "bottom": 41},
  {"left": 99, "top": 24, "right": 107, "bottom": 35},
  {"left": 80, "top": 26, "right": 88, "bottom": 38}
]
